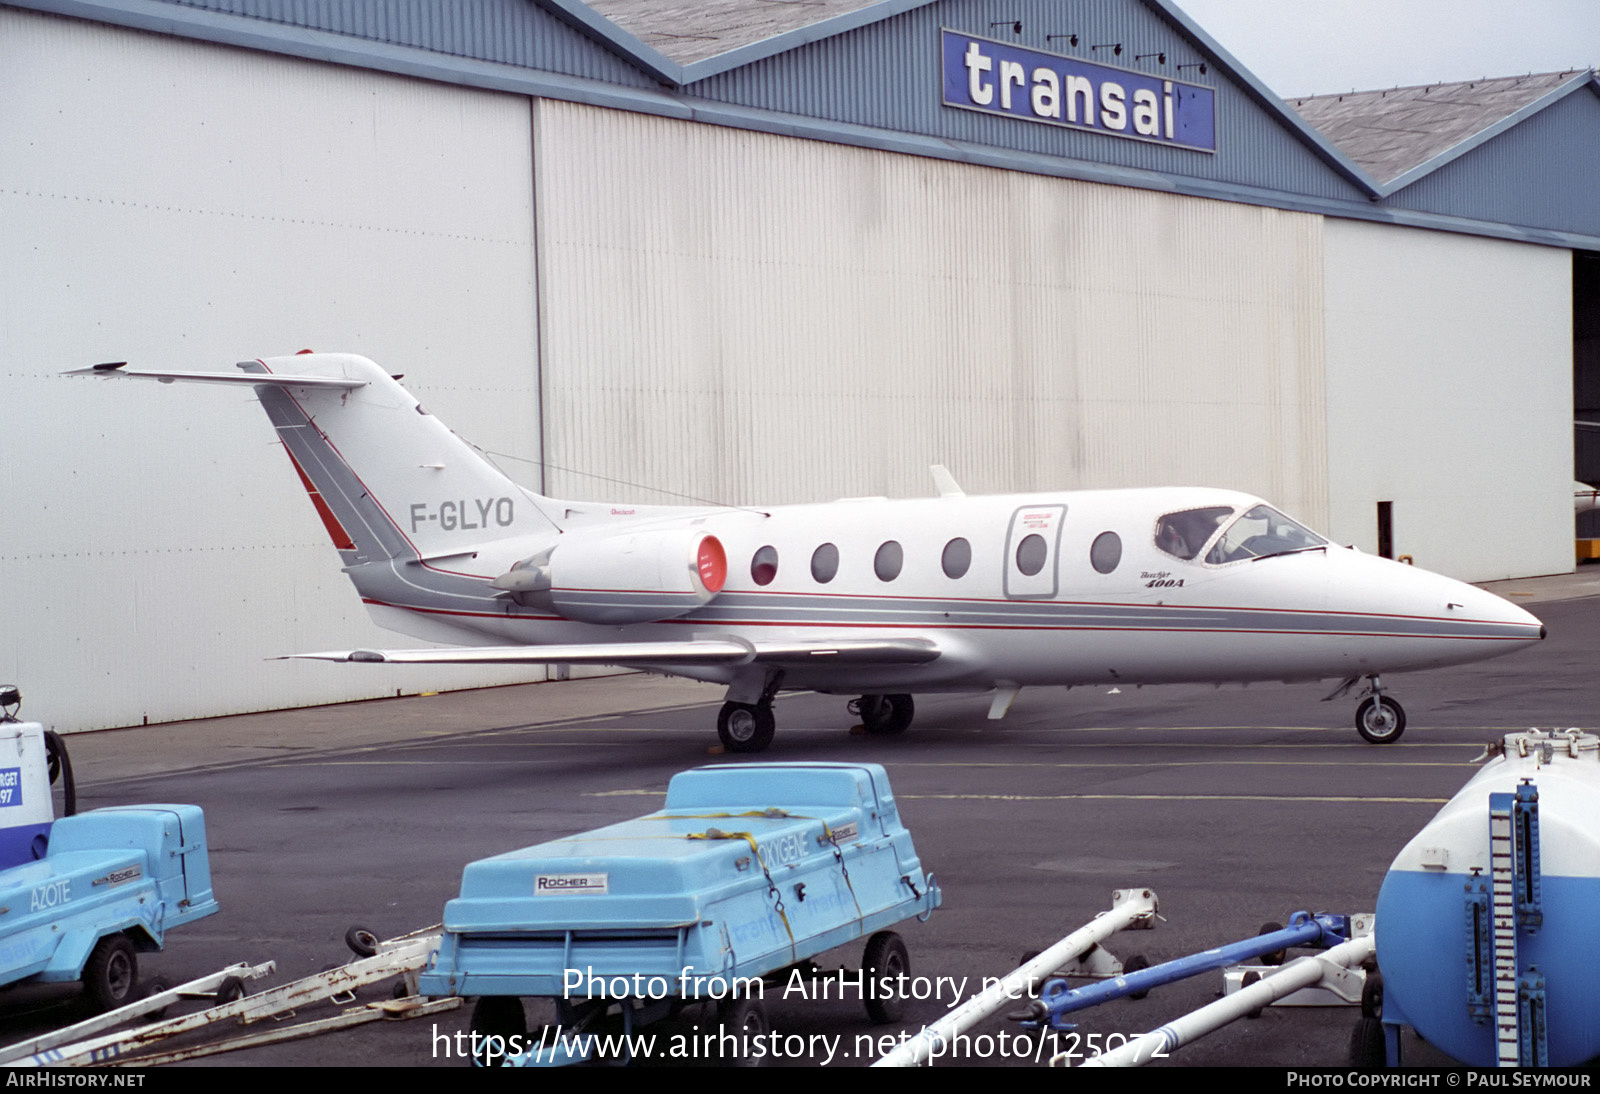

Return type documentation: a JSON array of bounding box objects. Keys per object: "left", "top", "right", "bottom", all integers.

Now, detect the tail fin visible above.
[
  {"left": 69, "top": 354, "right": 551, "bottom": 564},
  {"left": 244, "top": 353, "right": 548, "bottom": 564}
]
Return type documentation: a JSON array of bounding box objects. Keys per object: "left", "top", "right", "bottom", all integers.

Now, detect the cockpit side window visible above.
[
  {"left": 1205, "top": 505, "right": 1327, "bottom": 564},
  {"left": 1155, "top": 507, "right": 1233, "bottom": 561}
]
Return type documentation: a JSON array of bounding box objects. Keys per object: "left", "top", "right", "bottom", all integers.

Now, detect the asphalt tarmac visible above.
[{"left": 7, "top": 577, "right": 1595, "bottom": 1068}]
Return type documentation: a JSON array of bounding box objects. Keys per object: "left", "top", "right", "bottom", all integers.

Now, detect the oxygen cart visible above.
[
  {"left": 420, "top": 762, "right": 941, "bottom": 1065},
  {"left": 0, "top": 686, "right": 219, "bottom": 1011}
]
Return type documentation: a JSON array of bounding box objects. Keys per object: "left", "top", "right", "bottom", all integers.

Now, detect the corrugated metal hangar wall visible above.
[
  {"left": 0, "top": 3, "right": 1581, "bottom": 730},
  {"left": 2, "top": 9, "right": 547, "bottom": 728}
]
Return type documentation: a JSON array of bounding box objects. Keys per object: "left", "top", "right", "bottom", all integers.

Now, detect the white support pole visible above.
[
  {"left": 875, "top": 888, "right": 1158, "bottom": 1068},
  {"left": 1076, "top": 935, "right": 1375, "bottom": 1068}
]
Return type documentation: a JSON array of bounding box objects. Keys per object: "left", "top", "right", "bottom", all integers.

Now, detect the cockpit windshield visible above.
[
  {"left": 1155, "top": 507, "right": 1233, "bottom": 561},
  {"left": 1204, "top": 505, "right": 1327, "bottom": 564}
]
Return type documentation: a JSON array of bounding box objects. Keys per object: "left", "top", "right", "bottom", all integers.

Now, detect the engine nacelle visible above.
[{"left": 494, "top": 530, "right": 727, "bottom": 625}]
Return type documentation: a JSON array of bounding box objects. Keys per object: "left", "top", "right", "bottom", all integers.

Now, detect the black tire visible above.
[
  {"left": 214, "top": 975, "right": 246, "bottom": 1005},
  {"left": 345, "top": 925, "right": 381, "bottom": 958},
  {"left": 1350, "top": 1015, "right": 1387, "bottom": 1068},
  {"left": 717, "top": 702, "right": 775, "bottom": 753},
  {"left": 1355, "top": 697, "right": 1406, "bottom": 744},
  {"left": 1241, "top": 970, "right": 1265, "bottom": 1019},
  {"left": 1361, "top": 969, "right": 1384, "bottom": 1020},
  {"left": 862, "top": 694, "right": 915, "bottom": 735},
  {"left": 470, "top": 996, "right": 526, "bottom": 1068},
  {"left": 862, "top": 930, "right": 911, "bottom": 1024},
  {"left": 83, "top": 934, "right": 137, "bottom": 1013},
  {"left": 716, "top": 995, "right": 769, "bottom": 1066},
  {"left": 1257, "top": 922, "right": 1287, "bottom": 966},
  {"left": 141, "top": 975, "right": 172, "bottom": 1021},
  {"left": 43, "top": 730, "right": 76, "bottom": 817},
  {"left": 1124, "top": 953, "right": 1152, "bottom": 1000}
]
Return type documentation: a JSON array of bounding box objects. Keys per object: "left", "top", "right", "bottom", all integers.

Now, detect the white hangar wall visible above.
[
  {"left": 1322, "top": 219, "right": 1572, "bottom": 582},
  {"left": 1, "top": 9, "right": 547, "bottom": 731},
  {"left": 533, "top": 100, "right": 1332, "bottom": 530}
]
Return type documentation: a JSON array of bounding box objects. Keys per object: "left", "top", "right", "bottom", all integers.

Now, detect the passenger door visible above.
[{"left": 1003, "top": 505, "right": 1066, "bottom": 598}]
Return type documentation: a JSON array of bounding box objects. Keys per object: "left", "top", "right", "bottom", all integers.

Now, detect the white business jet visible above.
[{"left": 69, "top": 353, "right": 1544, "bottom": 752}]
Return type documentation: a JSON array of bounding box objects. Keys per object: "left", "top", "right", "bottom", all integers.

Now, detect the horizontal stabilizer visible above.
[
  {"left": 63, "top": 364, "right": 365, "bottom": 390},
  {"left": 283, "top": 637, "right": 940, "bottom": 668}
]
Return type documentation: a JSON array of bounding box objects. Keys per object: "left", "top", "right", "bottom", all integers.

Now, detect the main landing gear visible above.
[
  {"left": 850, "top": 694, "right": 915, "bottom": 736},
  {"left": 714, "top": 686, "right": 918, "bottom": 754},
  {"left": 717, "top": 701, "right": 775, "bottom": 753},
  {"left": 1325, "top": 674, "right": 1407, "bottom": 744}
]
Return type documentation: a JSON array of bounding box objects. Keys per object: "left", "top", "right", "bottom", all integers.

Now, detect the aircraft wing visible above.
[{"left": 284, "top": 637, "right": 940, "bottom": 667}]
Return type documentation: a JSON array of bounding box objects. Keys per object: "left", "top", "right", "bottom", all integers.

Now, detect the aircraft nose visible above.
[{"left": 1455, "top": 581, "right": 1544, "bottom": 641}]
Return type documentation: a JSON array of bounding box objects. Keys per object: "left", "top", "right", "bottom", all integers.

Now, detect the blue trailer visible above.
[
  {"left": 420, "top": 762, "right": 941, "bottom": 1065},
  {"left": 0, "top": 693, "right": 219, "bottom": 1012}
]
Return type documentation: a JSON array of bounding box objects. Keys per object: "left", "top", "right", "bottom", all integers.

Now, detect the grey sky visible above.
[{"left": 1175, "top": 0, "right": 1599, "bottom": 99}]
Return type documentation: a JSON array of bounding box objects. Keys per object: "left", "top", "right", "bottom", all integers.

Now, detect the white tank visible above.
[{"left": 1375, "top": 728, "right": 1600, "bottom": 1066}]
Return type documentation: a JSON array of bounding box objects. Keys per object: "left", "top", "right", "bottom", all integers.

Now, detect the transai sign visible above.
[{"left": 941, "top": 30, "right": 1216, "bottom": 153}]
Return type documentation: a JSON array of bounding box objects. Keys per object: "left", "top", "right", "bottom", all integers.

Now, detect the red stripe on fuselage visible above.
[{"left": 358, "top": 598, "right": 1530, "bottom": 641}]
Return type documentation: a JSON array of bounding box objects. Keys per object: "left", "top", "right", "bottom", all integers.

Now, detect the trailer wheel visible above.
[
  {"left": 1124, "top": 954, "right": 1152, "bottom": 999},
  {"left": 43, "top": 730, "right": 76, "bottom": 816},
  {"left": 716, "top": 996, "right": 769, "bottom": 1066},
  {"left": 470, "top": 996, "right": 526, "bottom": 1068},
  {"left": 1257, "top": 922, "right": 1287, "bottom": 965},
  {"left": 1360, "top": 969, "right": 1383, "bottom": 1019},
  {"left": 214, "top": 975, "right": 246, "bottom": 1005},
  {"left": 344, "top": 925, "right": 381, "bottom": 958},
  {"left": 862, "top": 930, "right": 910, "bottom": 1024},
  {"left": 83, "top": 934, "right": 137, "bottom": 1013},
  {"left": 1350, "top": 1016, "right": 1386, "bottom": 1068},
  {"left": 141, "top": 975, "right": 172, "bottom": 1021},
  {"left": 1241, "top": 970, "right": 1266, "bottom": 1019}
]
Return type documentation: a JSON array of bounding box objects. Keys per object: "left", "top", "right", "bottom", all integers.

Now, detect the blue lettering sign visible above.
[
  {"left": 0, "top": 768, "right": 20, "bottom": 808},
  {"left": 941, "top": 30, "right": 1216, "bottom": 153}
]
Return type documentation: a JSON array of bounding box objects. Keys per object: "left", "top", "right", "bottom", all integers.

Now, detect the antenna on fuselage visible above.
[{"left": 930, "top": 465, "right": 965, "bottom": 498}]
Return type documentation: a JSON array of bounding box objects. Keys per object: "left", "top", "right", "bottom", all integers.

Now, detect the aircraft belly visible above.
[{"left": 366, "top": 596, "right": 1532, "bottom": 690}]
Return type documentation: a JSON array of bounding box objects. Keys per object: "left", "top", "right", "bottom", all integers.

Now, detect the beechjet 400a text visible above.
[{"left": 70, "top": 353, "right": 1545, "bottom": 752}]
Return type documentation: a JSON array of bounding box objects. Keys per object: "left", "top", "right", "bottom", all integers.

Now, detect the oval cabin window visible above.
[
  {"left": 751, "top": 545, "right": 779, "bottom": 586},
  {"left": 874, "top": 541, "right": 903, "bottom": 581}
]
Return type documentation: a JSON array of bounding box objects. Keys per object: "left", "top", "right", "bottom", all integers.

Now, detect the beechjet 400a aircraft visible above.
[{"left": 70, "top": 353, "right": 1545, "bottom": 753}]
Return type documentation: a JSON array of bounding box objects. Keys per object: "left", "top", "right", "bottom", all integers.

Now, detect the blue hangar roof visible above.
[{"left": 16, "top": 0, "right": 1600, "bottom": 248}]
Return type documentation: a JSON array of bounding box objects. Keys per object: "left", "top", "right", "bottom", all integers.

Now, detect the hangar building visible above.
[{"left": 3, "top": 0, "right": 1596, "bottom": 729}]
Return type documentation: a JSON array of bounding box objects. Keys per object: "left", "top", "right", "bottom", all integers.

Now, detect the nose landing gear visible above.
[{"left": 1326, "top": 675, "right": 1407, "bottom": 744}]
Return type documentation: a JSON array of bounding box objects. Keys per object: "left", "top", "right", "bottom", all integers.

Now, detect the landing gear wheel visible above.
[
  {"left": 858, "top": 694, "right": 915, "bottom": 735},
  {"left": 1355, "top": 697, "right": 1406, "bottom": 744},
  {"left": 83, "top": 934, "right": 137, "bottom": 1013},
  {"left": 717, "top": 702, "right": 775, "bottom": 753},
  {"left": 716, "top": 995, "right": 769, "bottom": 1066},
  {"left": 862, "top": 930, "right": 910, "bottom": 1024},
  {"left": 470, "top": 996, "right": 526, "bottom": 1067}
]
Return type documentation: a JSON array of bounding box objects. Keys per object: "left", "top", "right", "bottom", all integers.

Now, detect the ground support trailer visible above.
[
  {"left": 0, "top": 710, "right": 218, "bottom": 1012},
  {"left": 419, "top": 762, "right": 941, "bottom": 1065}
]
